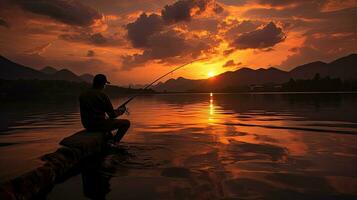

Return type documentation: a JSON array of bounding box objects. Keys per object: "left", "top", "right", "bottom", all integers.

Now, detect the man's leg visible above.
[
  {"left": 85, "top": 124, "right": 114, "bottom": 141},
  {"left": 110, "top": 119, "right": 131, "bottom": 143}
]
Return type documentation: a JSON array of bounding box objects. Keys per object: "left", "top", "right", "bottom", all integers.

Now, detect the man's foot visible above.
[
  {"left": 106, "top": 140, "right": 131, "bottom": 155},
  {"left": 107, "top": 139, "right": 118, "bottom": 148}
]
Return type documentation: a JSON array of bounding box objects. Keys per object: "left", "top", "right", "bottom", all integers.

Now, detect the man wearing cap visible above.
[{"left": 79, "top": 74, "right": 130, "bottom": 146}]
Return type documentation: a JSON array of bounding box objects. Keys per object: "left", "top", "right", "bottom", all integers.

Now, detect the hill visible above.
[
  {"left": 40, "top": 66, "right": 58, "bottom": 74},
  {"left": 0, "top": 55, "right": 155, "bottom": 100},
  {"left": 51, "top": 69, "right": 83, "bottom": 82},
  {"left": 1, "top": 54, "right": 356, "bottom": 93},
  {"left": 0, "top": 55, "right": 92, "bottom": 83},
  {"left": 79, "top": 74, "right": 94, "bottom": 83},
  {"left": 154, "top": 54, "right": 357, "bottom": 92},
  {"left": 290, "top": 61, "right": 328, "bottom": 79},
  {"left": 0, "top": 79, "right": 154, "bottom": 101},
  {"left": 0, "top": 55, "right": 48, "bottom": 80}
]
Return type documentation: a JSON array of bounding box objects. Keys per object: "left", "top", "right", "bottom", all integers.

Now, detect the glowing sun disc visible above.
[{"left": 208, "top": 71, "right": 214, "bottom": 78}]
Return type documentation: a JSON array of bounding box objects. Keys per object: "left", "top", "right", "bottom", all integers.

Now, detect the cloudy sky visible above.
[{"left": 0, "top": 0, "right": 356, "bottom": 85}]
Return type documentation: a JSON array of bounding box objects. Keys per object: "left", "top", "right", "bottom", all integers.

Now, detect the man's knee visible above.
[
  {"left": 115, "top": 119, "right": 130, "bottom": 129},
  {"left": 123, "top": 119, "right": 130, "bottom": 129}
]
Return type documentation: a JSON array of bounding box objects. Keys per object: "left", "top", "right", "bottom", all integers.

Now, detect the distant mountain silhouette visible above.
[
  {"left": 289, "top": 54, "right": 357, "bottom": 81},
  {"left": 154, "top": 53, "right": 357, "bottom": 92},
  {"left": 51, "top": 69, "right": 83, "bottom": 82},
  {"left": 0, "top": 55, "right": 47, "bottom": 80},
  {"left": 290, "top": 61, "right": 328, "bottom": 79},
  {"left": 327, "top": 54, "right": 357, "bottom": 80},
  {"left": 79, "top": 73, "right": 94, "bottom": 83},
  {"left": 155, "top": 77, "right": 202, "bottom": 92},
  {"left": 0, "top": 56, "right": 155, "bottom": 100},
  {"left": 1, "top": 54, "right": 356, "bottom": 92},
  {"left": 40, "top": 66, "right": 58, "bottom": 74},
  {"left": 0, "top": 55, "right": 94, "bottom": 83},
  {"left": 210, "top": 67, "right": 289, "bottom": 89}
]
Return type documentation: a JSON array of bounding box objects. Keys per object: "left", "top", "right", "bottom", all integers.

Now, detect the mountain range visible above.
[
  {"left": 154, "top": 54, "right": 357, "bottom": 92},
  {"left": 0, "top": 55, "right": 94, "bottom": 83},
  {"left": 1, "top": 54, "right": 356, "bottom": 92}
]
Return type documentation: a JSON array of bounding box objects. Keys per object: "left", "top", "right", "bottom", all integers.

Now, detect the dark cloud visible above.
[
  {"left": 0, "top": 18, "right": 10, "bottom": 28},
  {"left": 146, "top": 31, "right": 188, "bottom": 59},
  {"left": 218, "top": 0, "right": 247, "bottom": 6},
  {"left": 232, "top": 22, "right": 286, "bottom": 49},
  {"left": 121, "top": 53, "right": 150, "bottom": 70},
  {"left": 243, "top": 3, "right": 357, "bottom": 35},
  {"left": 122, "top": 30, "right": 188, "bottom": 70},
  {"left": 222, "top": 60, "right": 242, "bottom": 67},
  {"left": 225, "top": 20, "right": 262, "bottom": 41},
  {"left": 223, "top": 48, "right": 236, "bottom": 56},
  {"left": 123, "top": 0, "right": 222, "bottom": 69},
  {"left": 122, "top": 30, "right": 211, "bottom": 70},
  {"left": 87, "top": 50, "right": 95, "bottom": 57},
  {"left": 186, "top": 18, "right": 219, "bottom": 33},
  {"left": 218, "top": 0, "right": 310, "bottom": 7},
  {"left": 77, "top": 0, "right": 173, "bottom": 15},
  {"left": 257, "top": 0, "right": 309, "bottom": 6},
  {"left": 126, "top": 1, "right": 222, "bottom": 48},
  {"left": 14, "top": 0, "right": 102, "bottom": 26},
  {"left": 126, "top": 13, "right": 164, "bottom": 48},
  {"left": 161, "top": 0, "right": 192, "bottom": 23},
  {"left": 147, "top": 30, "right": 210, "bottom": 59},
  {"left": 161, "top": 0, "right": 223, "bottom": 24},
  {"left": 59, "top": 32, "right": 123, "bottom": 46},
  {"left": 242, "top": 2, "right": 357, "bottom": 66},
  {"left": 59, "top": 33, "right": 105, "bottom": 44}
]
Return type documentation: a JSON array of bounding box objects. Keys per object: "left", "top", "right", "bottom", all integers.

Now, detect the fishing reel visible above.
[{"left": 118, "top": 105, "right": 130, "bottom": 116}]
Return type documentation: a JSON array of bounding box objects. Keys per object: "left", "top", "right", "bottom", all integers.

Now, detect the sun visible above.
[{"left": 208, "top": 71, "right": 214, "bottom": 78}]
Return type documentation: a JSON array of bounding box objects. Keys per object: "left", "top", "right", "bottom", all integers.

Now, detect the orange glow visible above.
[{"left": 0, "top": 0, "right": 354, "bottom": 86}]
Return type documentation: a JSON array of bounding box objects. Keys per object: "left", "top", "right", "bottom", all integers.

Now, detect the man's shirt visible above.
[{"left": 79, "top": 89, "right": 116, "bottom": 128}]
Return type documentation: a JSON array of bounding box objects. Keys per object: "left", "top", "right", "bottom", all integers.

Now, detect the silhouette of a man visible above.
[{"left": 79, "top": 74, "right": 130, "bottom": 145}]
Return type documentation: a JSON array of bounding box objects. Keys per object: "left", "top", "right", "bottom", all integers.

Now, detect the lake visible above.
[{"left": 1, "top": 93, "right": 357, "bottom": 199}]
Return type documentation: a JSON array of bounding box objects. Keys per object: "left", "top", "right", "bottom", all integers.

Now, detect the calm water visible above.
[{"left": 1, "top": 93, "right": 357, "bottom": 199}]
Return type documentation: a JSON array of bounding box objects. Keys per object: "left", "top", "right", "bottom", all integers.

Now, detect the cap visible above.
[{"left": 93, "top": 74, "right": 110, "bottom": 85}]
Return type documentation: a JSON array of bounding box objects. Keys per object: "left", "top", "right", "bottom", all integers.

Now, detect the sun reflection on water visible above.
[{"left": 208, "top": 92, "right": 214, "bottom": 122}]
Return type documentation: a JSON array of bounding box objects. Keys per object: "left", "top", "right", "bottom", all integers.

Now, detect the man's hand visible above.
[{"left": 116, "top": 106, "right": 126, "bottom": 116}]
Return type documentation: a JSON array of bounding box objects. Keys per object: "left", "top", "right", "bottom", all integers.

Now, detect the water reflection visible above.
[
  {"left": 209, "top": 93, "right": 214, "bottom": 122},
  {"left": 81, "top": 156, "right": 115, "bottom": 200},
  {"left": 1, "top": 93, "right": 357, "bottom": 199}
]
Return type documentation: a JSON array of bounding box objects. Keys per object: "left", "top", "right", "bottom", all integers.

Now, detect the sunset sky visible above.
[{"left": 0, "top": 0, "right": 356, "bottom": 85}]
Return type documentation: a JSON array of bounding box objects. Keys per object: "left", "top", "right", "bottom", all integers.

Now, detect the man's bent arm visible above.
[{"left": 103, "top": 94, "right": 121, "bottom": 118}]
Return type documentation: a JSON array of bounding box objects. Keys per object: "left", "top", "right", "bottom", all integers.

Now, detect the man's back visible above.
[{"left": 79, "top": 89, "right": 115, "bottom": 129}]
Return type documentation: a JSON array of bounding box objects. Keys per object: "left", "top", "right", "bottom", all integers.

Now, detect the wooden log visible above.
[
  {"left": 60, "top": 130, "right": 106, "bottom": 153},
  {"left": 0, "top": 130, "right": 107, "bottom": 200}
]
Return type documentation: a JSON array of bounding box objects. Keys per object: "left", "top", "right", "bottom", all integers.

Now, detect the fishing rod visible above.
[{"left": 118, "top": 58, "right": 206, "bottom": 109}]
